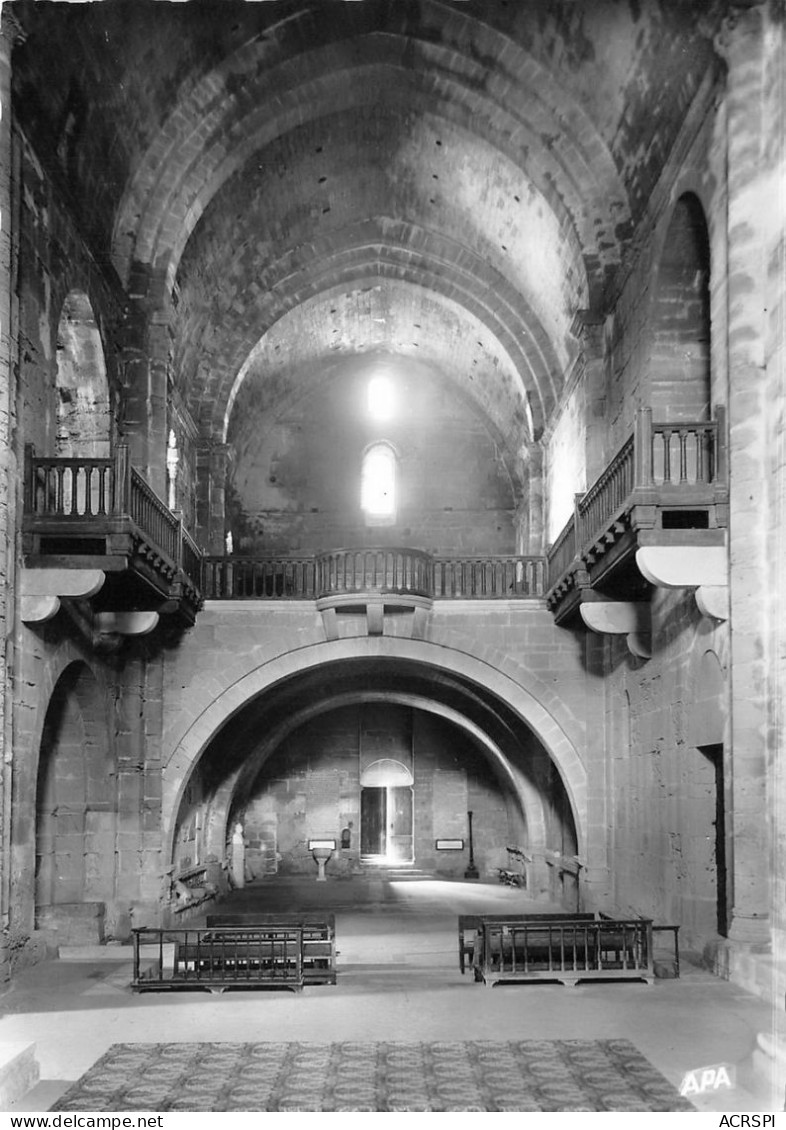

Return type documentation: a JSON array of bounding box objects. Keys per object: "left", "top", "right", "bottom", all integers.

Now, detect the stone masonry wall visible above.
[
  {"left": 10, "top": 618, "right": 167, "bottom": 956},
  {"left": 226, "top": 366, "right": 518, "bottom": 558},
  {"left": 543, "top": 373, "right": 586, "bottom": 543},
  {"left": 601, "top": 586, "right": 729, "bottom": 951},
  {"left": 231, "top": 703, "right": 525, "bottom": 882},
  {"left": 603, "top": 80, "right": 723, "bottom": 453}
]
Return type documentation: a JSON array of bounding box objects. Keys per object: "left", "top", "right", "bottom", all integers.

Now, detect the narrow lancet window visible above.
[{"left": 361, "top": 442, "right": 397, "bottom": 523}]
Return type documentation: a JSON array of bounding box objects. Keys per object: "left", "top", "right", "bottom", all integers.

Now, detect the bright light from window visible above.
[
  {"left": 368, "top": 375, "right": 396, "bottom": 421},
  {"left": 361, "top": 443, "right": 396, "bottom": 520}
]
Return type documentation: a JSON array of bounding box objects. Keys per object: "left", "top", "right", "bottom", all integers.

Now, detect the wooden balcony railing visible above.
[
  {"left": 179, "top": 524, "right": 204, "bottom": 593},
  {"left": 202, "top": 555, "right": 317, "bottom": 600},
  {"left": 316, "top": 547, "right": 433, "bottom": 598},
  {"left": 544, "top": 507, "right": 578, "bottom": 591},
  {"left": 26, "top": 454, "right": 117, "bottom": 518},
  {"left": 576, "top": 435, "right": 635, "bottom": 551},
  {"left": 546, "top": 408, "right": 727, "bottom": 593},
  {"left": 202, "top": 550, "right": 547, "bottom": 601},
  {"left": 25, "top": 444, "right": 203, "bottom": 601},
  {"left": 648, "top": 419, "right": 724, "bottom": 487},
  {"left": 432, "top": 555, "right": 545, "bottom": 598},
  {"left": 129, "top": 467, "right": 180, "bottom": 565}
]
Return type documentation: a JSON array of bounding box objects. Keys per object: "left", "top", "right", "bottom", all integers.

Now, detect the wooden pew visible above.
[
  {"left": 458, "top": 912, "right": 597, "bottom": 975},
  {"left": 206, "top": 913, "right": 337, "bottom": 984},
  {"left": 471, "top": 916, "right": 654, "bottom": 987},
  {"left": 132, "top": 925, "right": 306, "bottom": 992}
]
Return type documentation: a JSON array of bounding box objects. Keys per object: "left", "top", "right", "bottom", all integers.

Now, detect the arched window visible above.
[
  {"left": 650, "top": 193, "right": 711, "bottom": 421},
  {"left": 361, "top": 442, "right": 397, "bottom": 524},
  {"left": 55, "top": 290, "right": 111, "bottom": 458}
]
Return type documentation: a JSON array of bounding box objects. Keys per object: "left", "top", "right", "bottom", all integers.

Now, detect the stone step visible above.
[
  {"left": 359, "top": 865, "right": 431, "bottom": 881},
  {"left": 0, "top": 1043, "right": 40, "bottom": 1108}
]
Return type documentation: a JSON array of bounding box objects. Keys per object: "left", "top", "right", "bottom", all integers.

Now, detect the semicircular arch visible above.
[
  {"left": 164, "top": 636, "right": 587, "bottom": 865},
  {"left": 190, "top": 233, "right": 561, "bottom": 443},
  {"left": 114, "top": 27, "right": 628, "bottom": 306},
  {"left": 193, "top": 688, "right": 550, "bottom": 868}
]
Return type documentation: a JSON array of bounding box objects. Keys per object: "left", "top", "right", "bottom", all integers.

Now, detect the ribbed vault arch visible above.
[
  {"left": 196, "top": 690, "right": 549, "bottom": 870},
  {"left": 113, "top": 19, "right": 630, "bottom": 305},
  {"left": 207, "top": 250, "right": 558, "bottom": 446}
]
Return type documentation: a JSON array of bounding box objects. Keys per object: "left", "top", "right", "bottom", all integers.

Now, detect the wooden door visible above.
[{"left": 360, "top": 786, "right": 386, "bottom": 856}]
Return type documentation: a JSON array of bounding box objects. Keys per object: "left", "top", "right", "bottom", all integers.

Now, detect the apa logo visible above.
[{"left": 679, "top": 1062, "right": 736, "bottom": 1096}]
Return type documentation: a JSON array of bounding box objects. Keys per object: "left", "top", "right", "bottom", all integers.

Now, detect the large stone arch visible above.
[
  {"left": 192, "top": 690, "right": 549, "bottom": 870},
  {"left": 163, "top": 636, "right": 588, "bottom": 868}
]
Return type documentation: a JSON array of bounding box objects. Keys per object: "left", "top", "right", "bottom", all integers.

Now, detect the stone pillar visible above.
[
  {"left": 582, "top": 629, "right": 611, "bottom": 907},
  {"left": 114, "top": 650, "right": 165, "bottom": 930},
  {"left": 716, "top": 6, "right": 772, "bottom": 950},
  {"left": 196, "top": 441, "right": 230, "bottom": 555},
  {"left": 118, "top": 292, "right": 172, "bottom": 499},
  {"left": 570, "top": 310, "right": 607, "bottom": 485},
  {"left": 761, "top": 0, "right": 786, "bottom": 1097},
  {"left": 516, "top": 442, "right": 543, "bottom": 555},
  {"left": 581, "top": 319, "right": 609, "bottom": 485},
  {"left": 146, "top": 314, "right": 170, "bottom": 497},
  {"left": 0, "top": 10, "right": 22, "bottom": 936}
]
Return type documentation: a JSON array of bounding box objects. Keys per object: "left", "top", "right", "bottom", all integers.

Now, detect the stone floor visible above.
[{"left": 0, "top": 876, "right": 780, "bottom": 1112}]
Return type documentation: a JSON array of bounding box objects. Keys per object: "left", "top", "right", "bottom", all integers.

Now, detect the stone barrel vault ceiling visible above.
[{"left": 12, "top": 0, "right": 718, "bottom": 452}]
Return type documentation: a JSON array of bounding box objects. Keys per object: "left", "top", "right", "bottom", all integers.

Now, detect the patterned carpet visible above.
[{"left": 52, "top": 1040, "right": 695, "bottom": 1112}]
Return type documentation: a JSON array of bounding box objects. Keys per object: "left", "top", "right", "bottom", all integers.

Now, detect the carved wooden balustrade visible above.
[
  {"left": 316, "top": 547, "right": 433, "bottom": 598},
  {"left": 24, "top": 444, "right": 203, "bottom": 621},
  {"left": 26, "top": 453, "right": 117, "bottom": 520},
  {"left": 432, "top": 555, "right": 545, "bottom": 599},
  {"left": 202, "top": 549, "right": 546, "bottom": 601},
  {"left": 202, "top": 555, "right": 316, "bottom": 600},
  {"left": 544, "top": 513, "right": 577, "bottom": 595},
  {"left": 175, "top": 523, "right": 204, "bottom": 605},
  {"left": 546, "top": 409, "right": 728, "bottom": 621},
  {"left": 575, "top": 435, "right": 636, "bottom": 554}
]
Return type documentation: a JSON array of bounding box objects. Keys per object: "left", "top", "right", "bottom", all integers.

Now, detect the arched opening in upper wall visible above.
[
  {"left": 55, "top": 291, "right": 111, "bottom": 458},
  {"left": 649, "top": 193, "right": 711, "bottom": 422}
]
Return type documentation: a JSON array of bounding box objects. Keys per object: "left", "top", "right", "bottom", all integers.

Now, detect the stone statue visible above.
[{"left": 230, "top": 822, "right": 246, "bottom": 889}]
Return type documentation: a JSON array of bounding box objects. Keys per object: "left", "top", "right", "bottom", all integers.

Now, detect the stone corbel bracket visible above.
[
  {"left": 636, "top": 546, "right": 728, "bottom": 621},
  {"left": 580, "top": 600, "right": 652, "bottom": 659},
  {"left": 316, "top": 594, "right": 433, "bottom": 641},
  {"left": 20, "top": 568, "right": 106, "bottom": 624},
  {"left": 93, "top": 611, "right": 159, "bottom": 652}
]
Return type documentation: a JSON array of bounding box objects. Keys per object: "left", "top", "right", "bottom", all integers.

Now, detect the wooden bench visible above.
[
  {"left": 471, "top": 916, "right": 654, "bottom": 987},
  {"left": 132, "top": 926, "right": 306, "bottom": 992},
  {"left": 458, "top": 912, "right": 597, "bottom": 975},
  {"left": 206, "top": 913, "right": 337, "bottom": 984}
]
